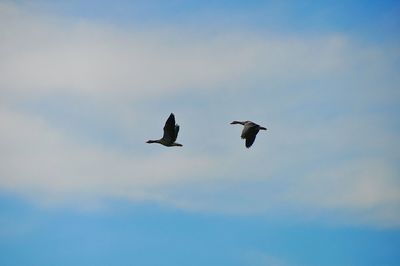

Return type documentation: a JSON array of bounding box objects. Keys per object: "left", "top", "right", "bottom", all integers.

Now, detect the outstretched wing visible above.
[
  {"left": 163, "top": 113, "right": 176, "bottom": 142},
  {"left": 244, "top": 124, "right": 259, "bottom": 148},
  {"left": 245, "top": 133, "right": 257, "bottom": 148}
]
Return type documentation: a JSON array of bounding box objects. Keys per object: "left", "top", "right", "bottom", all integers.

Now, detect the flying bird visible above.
[
  {"left": 146, "top": 113, "right": 183, "bottom": 147},
  {"left": 230, "top": 120, "right": 267, "bottom": 148}
]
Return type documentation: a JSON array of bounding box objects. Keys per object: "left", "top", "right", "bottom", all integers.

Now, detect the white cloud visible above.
[
  {"left": 0, "top": 106, "right": 215, "bottom": 206},
  {"left": 287, "top": 158, "right": 400, "bottom": 225},
  {"left": 0, "top": 2, "right": 399, "bottom": 227},
  {"left": 0, "top": 2, "right": 354, "bottom": 103}
]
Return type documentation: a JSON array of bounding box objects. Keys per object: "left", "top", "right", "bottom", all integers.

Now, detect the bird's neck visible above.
[
  {"left": 147, "top": 140, "right": 161, "bottom": 144},
  {"left": 231, "top": 121, "right": 246, "bottom": 125}
]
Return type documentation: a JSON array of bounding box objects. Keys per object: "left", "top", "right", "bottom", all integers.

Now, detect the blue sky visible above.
[{"left": 1, "top": 1, "right": 400, "bottom": 265}]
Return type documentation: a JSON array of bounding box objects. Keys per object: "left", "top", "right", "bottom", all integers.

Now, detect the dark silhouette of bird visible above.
[
  {"left": 230, "top": 120, "right": 267, "bottom": 148},
  {"left": 146, "top": 113, "right": 183, "bottom": 147}
]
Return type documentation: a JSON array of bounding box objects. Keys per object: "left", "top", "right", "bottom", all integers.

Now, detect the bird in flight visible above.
[
  {"left": 230, "top": 120, "right": 267, "bottom": 148},
  {"left": 146, "top": 113, "right": 183, "bottom": 147}
]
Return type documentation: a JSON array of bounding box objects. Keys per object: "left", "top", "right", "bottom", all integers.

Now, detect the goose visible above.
[
  {"left": 146, "top": 113, "right": 183, "bottom": 147},
  {"left": 230, "top": 120, "right": 267, "bottom": 148}
]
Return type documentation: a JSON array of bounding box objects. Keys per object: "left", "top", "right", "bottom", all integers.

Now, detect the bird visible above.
[
  {"left": 146, "top": 113, "right": 183, "bottom": 147},
  {"left": 230, "top": 120, "right": 267, "bottom": 148}
]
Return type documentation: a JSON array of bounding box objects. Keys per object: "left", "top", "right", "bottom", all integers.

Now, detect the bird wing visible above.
[
  {"left": 163, "top": 113, "right": 176, "bottom": 142},
  {"left": 245, "top": 132, "right": 257, "bottom": 148},
  {"left": 174, "top": 125, "right": 180, "bottom": 142},
  {"left": 243, "top": 123, "right": 259, "bottom": 148}
]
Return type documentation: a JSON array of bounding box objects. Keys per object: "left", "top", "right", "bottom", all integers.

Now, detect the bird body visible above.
[
  {"left": 146, "top": 113, "right": 183, "bottom": 147},
  {"left": 231, "top": 120, "right": 267, "bottom": 148}
]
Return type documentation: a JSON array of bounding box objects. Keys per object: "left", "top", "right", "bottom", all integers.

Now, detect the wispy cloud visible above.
[
  {"left": 0, "top": 106, "right": 214, "bottom": 206},
  {"left": 0, "top": 2, "right": 399, "bottom": 227},
  {"left": 0, "top": 2, "right": 358, "bottom": 102}
]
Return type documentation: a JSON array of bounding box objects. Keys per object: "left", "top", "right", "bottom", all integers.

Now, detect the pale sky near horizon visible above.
[{"left": 1, "top": 1, "right": 400, "bottom": 265}]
